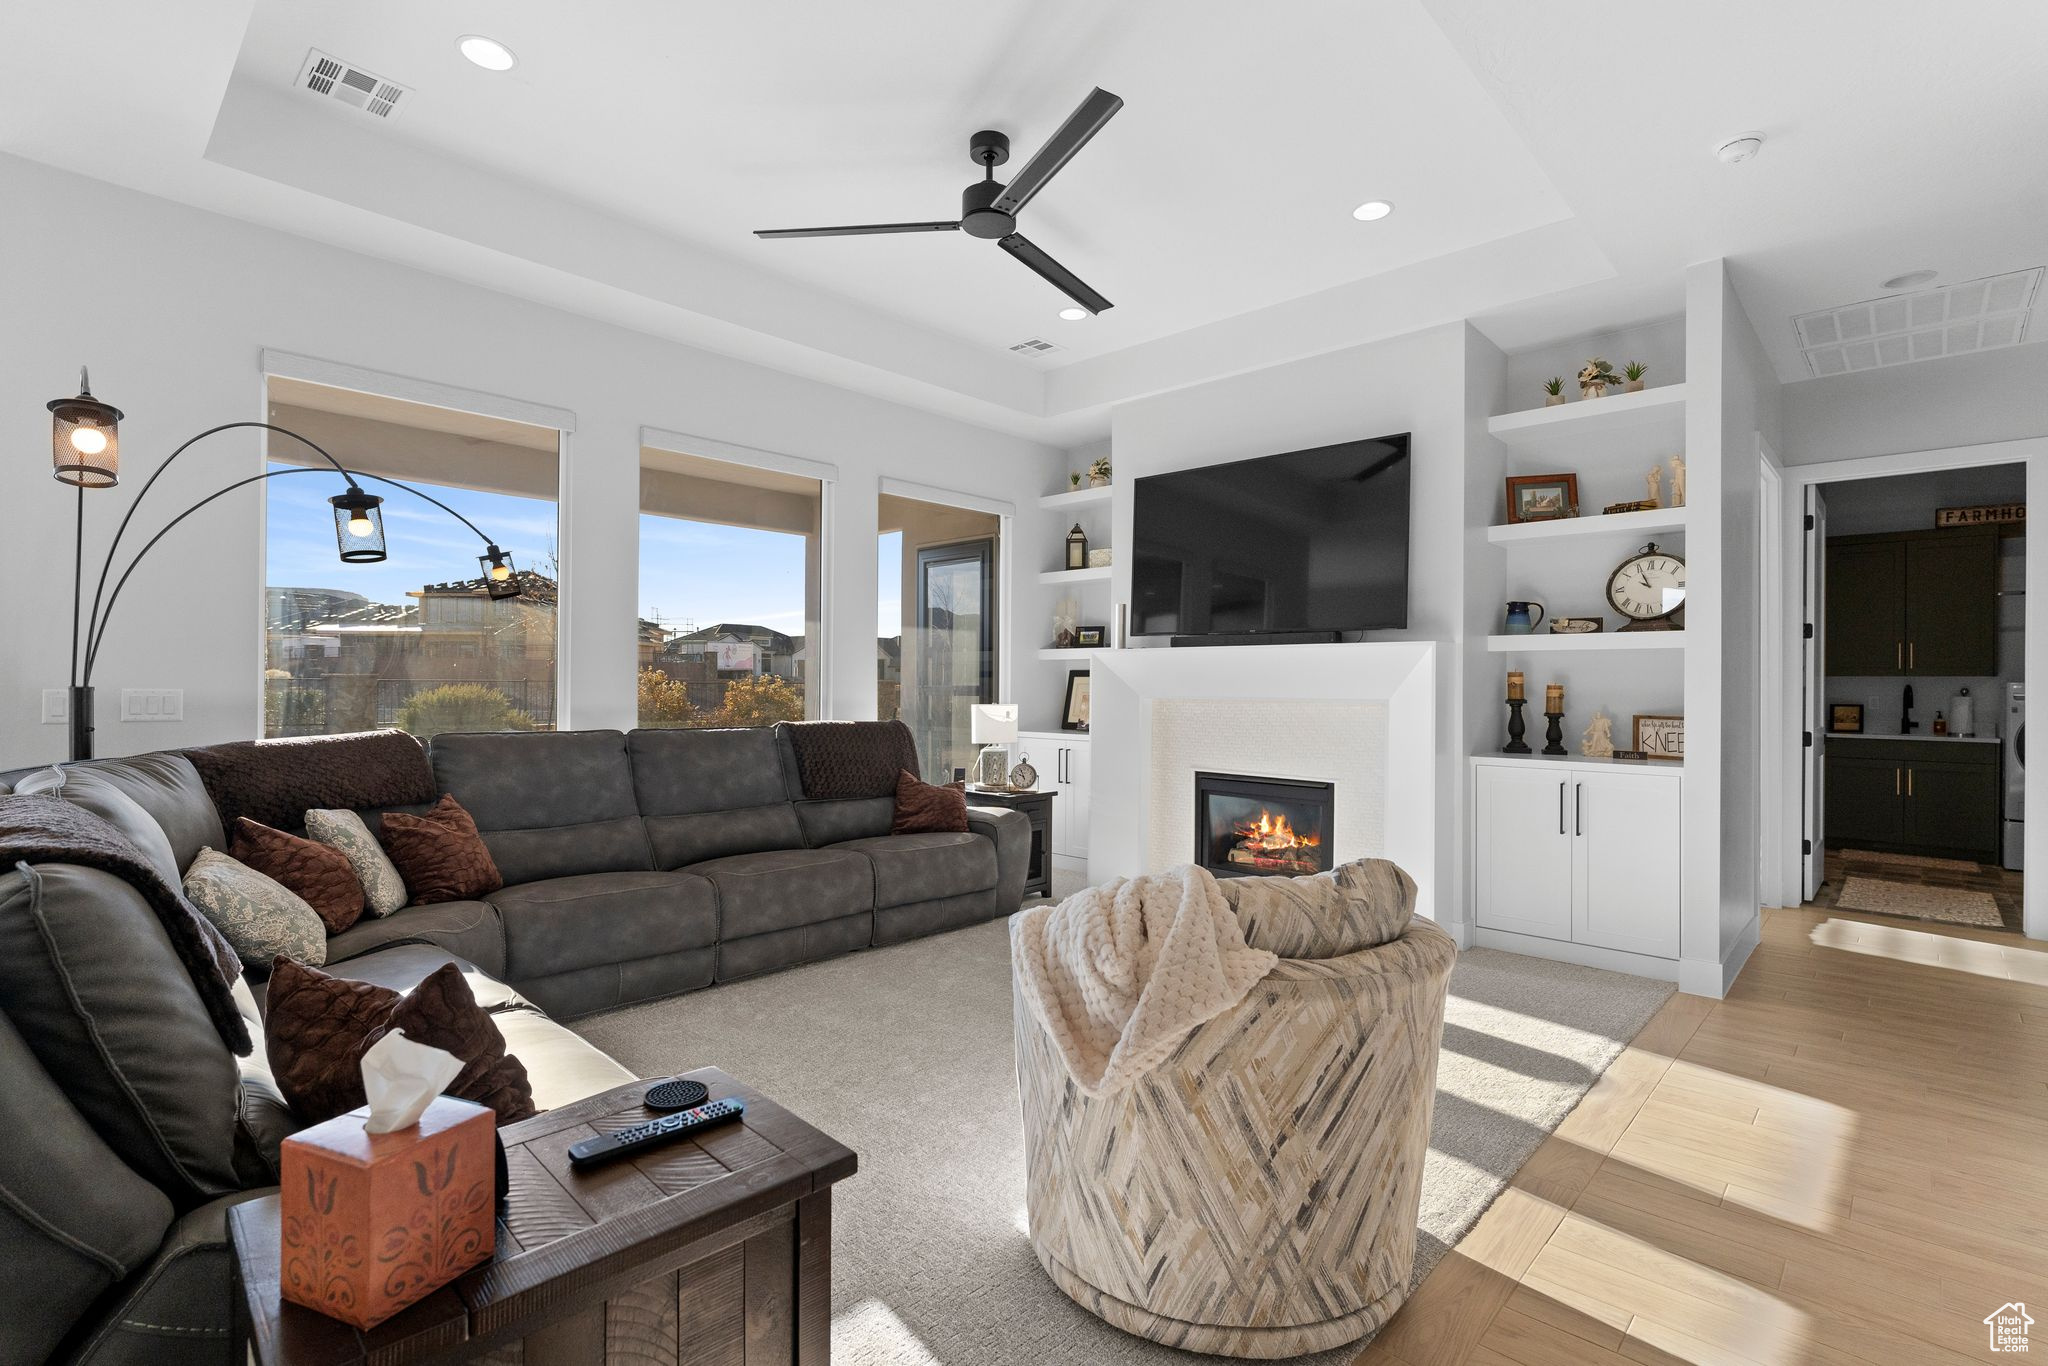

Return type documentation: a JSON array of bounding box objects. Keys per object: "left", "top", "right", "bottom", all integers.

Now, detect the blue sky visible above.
[{"left": 266, "top": 464, "right": 901, "bottom": 639}]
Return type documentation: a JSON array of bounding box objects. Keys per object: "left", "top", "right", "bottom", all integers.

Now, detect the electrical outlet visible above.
[
  {"left": 120, "top": 688, "right": 184, "bottom": 722},
  {"left": 42, "top": 689, "right": 68, "bottom": 724}
]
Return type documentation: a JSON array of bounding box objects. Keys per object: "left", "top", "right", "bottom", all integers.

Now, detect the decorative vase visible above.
[
  {"left": 1503, "top": 601, "right": 1545, "bottom": 635},
  {"left": 1625, "top": 379, "right": 1645, "bottom": 393},
  {"left": 1544, "top": 394, "right": 1565, "bottom": 407},
  {"left": 1581, "top": 384, "right": 1607, "bottom": 400},
  {"left": 1089, "top": 474, "right": 1109, "bottom": 487}
]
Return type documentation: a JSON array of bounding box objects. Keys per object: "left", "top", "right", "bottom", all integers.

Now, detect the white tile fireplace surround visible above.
[{"left": 1089, "top": 643, "right": 1438, "bottom": 923}]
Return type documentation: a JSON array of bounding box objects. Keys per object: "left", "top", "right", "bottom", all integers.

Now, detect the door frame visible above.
[
  {"left": 1755, "top": 442, "right": 1790, "bottom": 910},
  {"left": 1776, "top": 436, "right": 2048, "bottom": 939}
]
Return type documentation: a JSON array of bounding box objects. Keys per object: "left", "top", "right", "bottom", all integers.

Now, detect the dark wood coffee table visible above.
[{"left": 230, "top": 1068, "right": 856, "bottom": 1365}]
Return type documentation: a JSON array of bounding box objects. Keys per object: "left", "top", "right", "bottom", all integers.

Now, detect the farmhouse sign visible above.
[{"left": 1936, "top": 502, "right": 2025, "bottom": 529}]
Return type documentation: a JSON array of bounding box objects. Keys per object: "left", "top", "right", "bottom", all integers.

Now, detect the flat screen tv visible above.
[{"left": 1130, "top": 433, "right": 1410, "bottom": 640}]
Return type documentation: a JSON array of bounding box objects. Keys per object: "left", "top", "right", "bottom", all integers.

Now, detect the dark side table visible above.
[
  {"left": 967, "top": 786, "right": 1054, "bottom": 899},
  {"left": 230, "top": 1068, "right": 855, "bottom": 1366}
]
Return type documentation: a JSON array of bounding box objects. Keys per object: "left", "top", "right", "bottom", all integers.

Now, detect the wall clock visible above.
[{"left": 1606, "top": 542, "right": 1685, "bottom": 632}]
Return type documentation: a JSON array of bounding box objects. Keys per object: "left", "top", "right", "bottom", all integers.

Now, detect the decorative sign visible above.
[
  {"left": 1632, "top": 714, "right": 1684, "bottom": 763},
  {"left": 1936, "top": 503, "right": 2025, "bottom": 529},
  {"left": 714, "top": 641, "right": 757, "bottom": 671}
]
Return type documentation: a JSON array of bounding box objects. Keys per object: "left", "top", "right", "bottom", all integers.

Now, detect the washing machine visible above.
[{"left": 2004, "top": 682, "right": 2024, "bottom": 870}]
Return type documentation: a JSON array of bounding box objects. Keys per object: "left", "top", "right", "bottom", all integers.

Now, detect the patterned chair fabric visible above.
[{"left": 1014, "top": 894, "right": 1456, "bottom": 1359}]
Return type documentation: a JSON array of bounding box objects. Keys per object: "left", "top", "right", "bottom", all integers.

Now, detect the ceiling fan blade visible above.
[
  {"left": 754, "top": 221, "right": 960, "bottom": 239},
  {"left": 998, "top": 234, "right": 1113, "bottom": 315},
  {"left": 991, "top": 87, "right": 1122, "bottom": 216}
]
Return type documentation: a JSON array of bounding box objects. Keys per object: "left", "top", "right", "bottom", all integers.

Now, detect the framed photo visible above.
[
  {"left": 1829, "top": 703, "right": 1864, "bottom": 734},
  {"left": 1075, "top": 626, "right": 1105, "bottom": 648},
  {"left": 1061, "top": 670, "right": 1091, "bottom": 731},
  {"left": 1504, "top": 473, "right": 1580, "bottom": 524},
  {"left": 1632, "top": 714, "right": 1684, "bottom": 762}
]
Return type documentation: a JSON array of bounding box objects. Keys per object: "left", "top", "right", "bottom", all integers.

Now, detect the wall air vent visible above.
[
  {"left": 1008, "top": 337, "right": 1065, "bottom": 356},
  {"left": 1794, "top": 268, "right": 2040, "bottom": 378},
  {"left": 296, "top": 48, "right": 410, "bottom": 119}
]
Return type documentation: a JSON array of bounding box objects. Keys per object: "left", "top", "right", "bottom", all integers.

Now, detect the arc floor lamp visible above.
[{"left": 50, "top": 369, "right": 524, "bottom": 761}]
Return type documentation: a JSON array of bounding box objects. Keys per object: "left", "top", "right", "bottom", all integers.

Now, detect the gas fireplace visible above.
[{"left": 1194, "top": 772, "right": 1335, "bottom": 878}]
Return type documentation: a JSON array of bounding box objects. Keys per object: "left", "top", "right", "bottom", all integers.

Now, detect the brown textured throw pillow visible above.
[
  {"left": 377, "top": 795, "right": 502, "bottom": 903},
  {"left": 891, "top": 769, "right": 969, "bottom": 835},
  {"left": 264, "top": 957, "right": 535, "bottom": 1127},
  {"left": 228, "top": 817, "right": 365, "bottom": 933}
]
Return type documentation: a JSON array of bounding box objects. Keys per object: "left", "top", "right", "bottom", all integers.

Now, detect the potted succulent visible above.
[
  {"left": 1542, "top": 377, "right": 1565, "bottom": 407},
  {"left": 1088, "top": 455, "right": 1112, "bottom": 487},
  {"left": 1578, "top": 358, "right": 1621, "bottom": 399},
  {"left": 1069, "top": 471, "right": 1082, "bottom": 488},
  {"left": 1623, "top": 361, "right": 1648, "bottom": 393}
]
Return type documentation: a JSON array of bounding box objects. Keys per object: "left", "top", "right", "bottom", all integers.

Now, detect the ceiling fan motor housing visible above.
[{"left": 960, "top": 179, "right": 1017, "bottom": 239}]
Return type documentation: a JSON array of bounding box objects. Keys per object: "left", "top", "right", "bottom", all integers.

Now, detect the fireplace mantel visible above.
[{"left": 1086, "top": 642, "right": 1437, "bottom": 924}]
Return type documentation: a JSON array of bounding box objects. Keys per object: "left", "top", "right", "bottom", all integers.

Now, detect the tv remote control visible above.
[{"left": 567, "top": 1098, "right": 746, "bottom": 1169}]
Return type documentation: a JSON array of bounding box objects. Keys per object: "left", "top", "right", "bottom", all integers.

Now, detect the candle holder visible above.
[
  {"left": 1542, "top": 708, "right": 1567, "bottom": 756},
  {"left": 1503, "top": 698, "right": 1530, "bottom": 754}
]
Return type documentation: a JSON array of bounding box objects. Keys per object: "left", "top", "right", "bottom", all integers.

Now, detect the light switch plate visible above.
[
  {"left": 120, "top": 688, "right": 184, "bottom": 722},
  {"left": 42, "top": 689, "right": 68, "bottom": 724}
]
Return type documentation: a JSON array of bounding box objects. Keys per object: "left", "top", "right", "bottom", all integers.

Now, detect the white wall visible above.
[
  {"left": 1499, "top": 314, "right": 1686, "bottom": 409},
  {"left": 0, "top": 154, "right": 1061, "bottom": 764},
  {"left": 1782, "top": 341, "right": 2048, "bottom": 464}
]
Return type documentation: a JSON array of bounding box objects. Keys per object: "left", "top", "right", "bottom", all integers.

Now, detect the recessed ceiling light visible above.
[
  {"left": 1883, "top": 269, "right": 1939, "bottom": 291},
  {"left": 1058, "top": 307, "right": 1090, "bottom": 321},
  {"left": 1351, "top": 200, "right": 1394, "bottom": 222},
  {"left": 457, "top": 35, "right": 517, "bottom": 71}
]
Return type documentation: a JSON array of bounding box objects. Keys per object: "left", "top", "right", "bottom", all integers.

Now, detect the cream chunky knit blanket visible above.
[{"left": 1010, "top": 865, "right": 1278, "bottom": 1096}]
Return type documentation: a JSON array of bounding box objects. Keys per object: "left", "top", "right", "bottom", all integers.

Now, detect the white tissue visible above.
[{"left": 361, "top": 1028, "right": 464, "bottom": 1134}]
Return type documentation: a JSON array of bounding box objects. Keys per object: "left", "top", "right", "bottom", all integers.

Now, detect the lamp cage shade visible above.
[
  {"left": 329, "top": 488, "right": 388, "bottom": 563},
  {"left": 480, "top": 544, "right": 521, "bottom": 599},
  {"left": 48, "top": 390, "right": 123, "bottom": 488}
]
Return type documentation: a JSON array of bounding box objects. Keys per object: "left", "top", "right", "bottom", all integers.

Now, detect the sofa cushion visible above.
[
  {"left": 184, "top": 730, "right": 435, "bottom": 834},
  {"left": 431, "top": 730, "right": 653, "bottom": 882},
  {"left": 685, "top": 847, "right": 874, "bottom": 938},
  {"left": 182, "top": 848, "right": 327, "bottom": 968},
  {"left": 49, "top": 752, "right": 222, "bottom": 874},
  {"left": 487, "top": 870, "right": 718, "bottom": 979},
  {"left": 793, "top": 795, "right": 894, "bottom": 847},
  {"left": 0, "top": 1008, "right": 176, "bottom": 1366},
  {"left": 833, "top": 831, "right": 998, "bottom": 908},
  {"left": 379, "top": 794, "right": 504, "bottom": 903},
  {"left": 891, "top": 770, "right": 969, "bottom": 835},
  {"left": 13, "top": 765, "right": 183, "bottom": 887},
  {"left": 779, "top": 719, "right": 921, "bottom": 798},
  {"left": 628, "top": 728, "right": 805, "bottom": 867},
  {"left": 323, "top": 900, "right": 507, "bottom": 979},
  {"left": 0, "top": 864, "right": 242, "bottom": 1206},
  {"left": 228, "top": 817, "right": 364, "bottom": 932},
  {"left": 305, "top": 808, "right": 408, "bottom": 917}
]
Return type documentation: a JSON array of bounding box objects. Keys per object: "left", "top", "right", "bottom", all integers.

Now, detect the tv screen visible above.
[{"left": 1130, "top": 433, "right": 1410, "bottom": 638}]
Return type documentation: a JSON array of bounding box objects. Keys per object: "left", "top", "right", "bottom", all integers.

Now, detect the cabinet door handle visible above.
[
  {"left": 1909, "top": 641, "right": 1915, "bottom": 669},
  {"left": 1896, "top": 641, "right": 1903, "bottom": 669},
  {"left": 1559, "top": 781, "right": 1566, "bottom": 835},
  {"left": 1907, "top": 768, "right": 1914, "bottom": 797},
  {"left": 1895, "top": 767, "right": 1901, "bottom": 796},
  {"left": 1059, "top": 749, "right": 1068, "bottom": 785},
  {"left": 1575, "top": 782, "right": 1583, "bottom": 837}
]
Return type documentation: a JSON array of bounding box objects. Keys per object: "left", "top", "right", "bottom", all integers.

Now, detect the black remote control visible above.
[{"left": 567, "top": 1098, "right": 745, "bottom": 1169}]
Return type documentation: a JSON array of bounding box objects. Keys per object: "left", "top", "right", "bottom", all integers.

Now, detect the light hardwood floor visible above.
[{"left": 1354, "top": 904, "right": 2048, "bottom": 1366}]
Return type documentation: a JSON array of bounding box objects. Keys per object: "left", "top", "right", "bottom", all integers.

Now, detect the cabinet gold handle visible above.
[
  {"left": 1909, "top": 641, "right": 1915, "bottom": 669},
  {"left": 1895, "top": 767, "right": 1901, "bottom": 795},
  {"left": 1896, "top": 641, "right": 1903, "bottom": 669},
  {"left": 1907, "top": 769, "right": 1914, "bottom": 797}
]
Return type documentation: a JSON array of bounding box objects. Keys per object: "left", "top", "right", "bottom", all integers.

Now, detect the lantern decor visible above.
[
  {"left": 1502, "top": 671, "right": 1530, "bottom": 754},
  {"left": 47, "top": 368, "right": 526, "bottom": 760},
  {"left": 1066, "top": 523, "right": 1089, "bottom": 571}
]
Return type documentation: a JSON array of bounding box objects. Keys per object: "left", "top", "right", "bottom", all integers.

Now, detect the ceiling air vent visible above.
[
  {"left": 1794, "top": 268, "right": 2040, "bottom": 377},
  {"left": 1008, "top": 337, "right": 1065, "bottom": 356},
  {"left": 296, "top": 48, "right": 409, "bottom": 119}
]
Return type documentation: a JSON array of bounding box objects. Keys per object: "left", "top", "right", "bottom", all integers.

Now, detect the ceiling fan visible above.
[{"left": 754, "top": 87, "right": 1123, "bottom": 316}]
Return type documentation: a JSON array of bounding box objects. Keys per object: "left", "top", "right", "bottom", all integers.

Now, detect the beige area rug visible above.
[
  {"left": 1834, "top": 874, "right": 2004, "bottom": 927},
  {"left": 577, "top": 922, "right": 1673, "bottom": 1364},
  {"left": 1840, "top": 848, "right": 1983, "bottom": 873}
]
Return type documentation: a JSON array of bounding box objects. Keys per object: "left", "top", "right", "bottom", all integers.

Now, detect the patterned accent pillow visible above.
[
  {"left": 182, "top": 848, "right": 326, "bottom": 968},
  {"left": 891, "top": 769, "right": 969, "bottom": 835},
  {"left": 377, "top": 795, "right": 503, "bottom": 904},
  {"left": 304, "top": 808, "right": 409, "bottom": 917},
  {"left": 227, "top": 817, "right": 364, "bottom": 934},
  {"left": 264, "top": 957, "right": 535, "bottom": 1126}
]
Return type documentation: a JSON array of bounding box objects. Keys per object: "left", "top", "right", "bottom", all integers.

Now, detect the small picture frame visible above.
[
  {"left": 1061, "top": 670, "right": 1091, "bottom": 732},
  {"left": 1504, "top": 473, "right": 1580, "bottom": 524},
  {"left": 1075, "top": 626, "right": 1105, "bottom": 648},
  {"left": 1829, "top": 703, "right": 1864, "bottom": 734},
  {"left": 1632, "top": 714, "right": 1684, "bottom": 762}
]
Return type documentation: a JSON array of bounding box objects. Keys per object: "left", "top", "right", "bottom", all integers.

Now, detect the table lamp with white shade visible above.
[{"left": 970, "top": 703, "right": 1019, "bottom": 788}]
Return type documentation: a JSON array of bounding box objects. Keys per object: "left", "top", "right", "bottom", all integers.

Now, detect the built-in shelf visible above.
[
  {"left": 1040, "top": 484, "right": 1113, "bottom": 510},
  {"left": 1488, "top": 384, "right": 1687, "bottom": 463},
  {"left": 1035, "top": 647, "right": 1100, "bottom": 661},
  {"left": 1039, "top": 566, "right": 1111, "bottom": 585},
  {"left": 1487, "top": 504, "right": 1688, "bottom": 545},
  {"left": 1485, "top": 632, "right": 1686, "bottom": 653},
  {"left": 1469, "top": 752, "right": 1683, "bottom": 771}
]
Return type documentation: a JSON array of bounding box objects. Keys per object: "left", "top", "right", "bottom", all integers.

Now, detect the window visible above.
[
  {"left": 879, "top": 493, "right": 1001, "bottom": 781},
  {"left": 639, "top": 449, "right": 823, "bottom": 728},
  {"left": 262, "top": 378, "right": 561, "bottom": 739}
]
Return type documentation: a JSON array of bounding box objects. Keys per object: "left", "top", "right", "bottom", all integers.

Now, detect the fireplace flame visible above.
[{"left": 1231, "top": 807, "right": 1321, "bottom": 852}]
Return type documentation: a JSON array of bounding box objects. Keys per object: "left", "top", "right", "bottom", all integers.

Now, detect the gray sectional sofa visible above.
[{"left": 0, "top": 720, "right": 1028, "bottom": 1366}]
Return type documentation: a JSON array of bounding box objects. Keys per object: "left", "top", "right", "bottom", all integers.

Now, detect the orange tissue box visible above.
[{"left": 279, "top": 1095, "right": 497, "bottom": 1330}]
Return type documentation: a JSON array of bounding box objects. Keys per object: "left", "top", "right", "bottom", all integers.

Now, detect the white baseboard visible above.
[
  {"left": 1435, "top": 917, "right": 1474, "bottom": 949},
  {"left": 1473, "top": 927, "right": 1678, "bottom": 983}
]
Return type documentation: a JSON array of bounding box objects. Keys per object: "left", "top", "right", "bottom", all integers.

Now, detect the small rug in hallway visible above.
[
  {"left": 1834, "top": 874, "right": 2004, "bottom": 927},
  {"left": 1840, "top": 848, "right": 1983, "bottom": 873},
  {"left": 576, "top": 923, "right": 1673, "bottom": 1364}
]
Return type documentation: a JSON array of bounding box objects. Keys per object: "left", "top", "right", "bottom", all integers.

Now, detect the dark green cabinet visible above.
[
  {"left": 1825, "top": 525, "right": 1999, "bottom": 677},
  {"left": 1824, "top": 738, "right": 2000, "bottom": 862}
]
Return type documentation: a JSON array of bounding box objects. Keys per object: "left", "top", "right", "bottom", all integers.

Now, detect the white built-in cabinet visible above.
[
  {"left": 1019, "top": 731, "right": 1090, "bottom": 869},
  {"left": 1472, "top": 757, "right": 1682, "bottom": 969}
]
